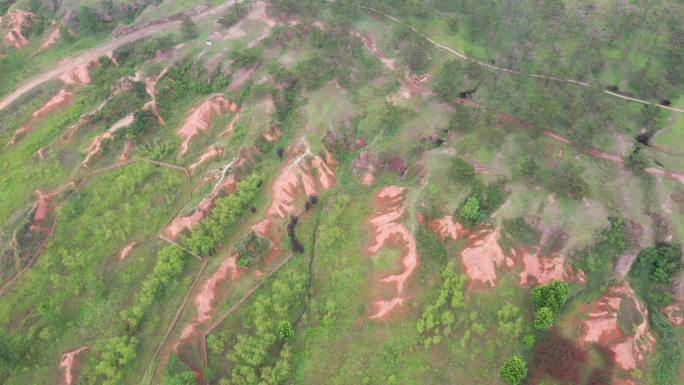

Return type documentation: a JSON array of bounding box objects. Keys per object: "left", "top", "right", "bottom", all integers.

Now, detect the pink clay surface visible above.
[
  {"left": 3, "top": 10, "right": 34, "bottom": 48},
  {"left": 41, "top": 27, "right": 60, "bottom": 49},
  {"left": 60, "top": 346, "right": 87, "bottom": 385},
  {"left": 177, "top": 94, "right": 233, "bottom": 155},
  {"left": 663, "top": 304, "right": 684, "bottom": 326},
  {"left": 460, "top": 229, "right": 508, "bottom": 287},
  {"left": 221, "top": 112, "right": 240, "bottom": 137},
  {"left": 82, "top": 113, "right": 134, "bottom": 166},
  {"left": 581, "top": 285, "right": 655, "bottom": 371},
  {"left": 10, "top": 89, "right": 73, "bottom": 145},
  {"left": 59, "top": 62, "right": 92, "bottom": 85},
  {"left": 118, "top": 241, "right": 139, "bottom": 261},
  {"left": 252, "top": 219, "right": 272, "bottom": 237},
  {"left": 163, "top": 173, "right": 238, "bottom": 240},
  {"left": 366, "top": 186, "right": 419, "bottom": 319},
  {"left": 188, "top": 146, "right": 224, "bottom": 174},
  {"left": 266, "top": 141, "right": 336, "bottom": 218},
  {"left": 179, "top": 255, "right": 242, "bottom": 343},
  {"left": 361, "top": 171, "right": 375, "bottom": 186},
  {"left": 428, "top": 215, "right": 464, "bottom": 241},
  {"left": 143, "top": 67, "right": 168, "bottom": 124},
  {"left": 118, "top": 140, "right": 134, "bottom": 163},
  {"left": 262, "top": 124, "right": 281, "bottom": 142},
  {"left": 518, "top": 251, "right": 572, "bottom": 286}
]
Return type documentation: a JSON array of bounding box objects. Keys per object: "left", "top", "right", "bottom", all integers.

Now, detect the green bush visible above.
[
  {"left": 449, "top": 157, "right": 475, "bottom": 183},
  {"left": 531, "top": 280, "right": 569, "bottom": 314},
  {"left": 533, "top": 307, "right": 555, "bottom": 331},
  {"left": 499, "top": 355, "right": 528, "bottom": 385}
]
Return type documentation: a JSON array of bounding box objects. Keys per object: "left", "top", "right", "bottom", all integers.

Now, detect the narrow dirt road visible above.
[{"left": 0, "top": 0, "right": 242, "bottom": 112}]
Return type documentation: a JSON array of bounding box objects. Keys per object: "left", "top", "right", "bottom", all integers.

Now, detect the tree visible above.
[
  {"left": 458, "top": 196, "right": 480, "bottom": 225},
  {"left": 434, "top": 59, "right": 464, "bottom": 99},
  {"left": 531, "top": 280, "right": 569, "bottom": 314},
  {"left": 624, "top": 148, "right": 648, "bottom": 172},
  {"left": 180, "top": 15, "right": 198, "bottom": 40},
  {"left": 276, "top": 320, "right": 294, "bottom": 341},
  {"left": 449, "top": 157, "right": 475, "bottom": 182},
  {"left": 499, "top": 355, "right": 528, "bottom": 385},
  {"left": 79, "top": 6, "right": 103, "bottom": 34},
  {"left": 533, "top": 307, "right": 555, "bottom": 330}
]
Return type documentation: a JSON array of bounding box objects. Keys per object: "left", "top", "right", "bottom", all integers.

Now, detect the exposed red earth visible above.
[
  {"left": 663, "top": 304, "right": 684, "bottom": 326},
  {"left": 361, "top": 171, "right": 375, "bottom": 186},
  {"left": 517, "top": 250, "right": 575, "bottom": 286},
  {"left": 118, "top": 241, "right": 140, "bottom": 261},
  {"left": 177, "top": 94, "right": 237, "bottom": 155},
  {"left": 59, "top": 346, "right": 87, "bottom": 385},
  {"left": 188, "top": 146, "right": 225, "bottom": 175},
  {"left": 261, "top": 123, "right": 281, "bottom": 143},
  {"left": 460, "top": 228, "right": 514, "bottom": 288},
  {"left": 144, "top": 67, "right": 169, "bottom": 124},
  {"left": 41, "top": 27, "right": 60, "bottom": 49},
  {"left": 220, "top": 111, "right": 241, "bottom": 137},
  {"left": 82, "top": 113, "right": 135, "bottom": 166},
  {"left": 366, "top": 186, "right": 419, "bottom": 319},
  {"left": 266, "top": 139, "right": 336, "bottom": 218},
  {"left": 581, "top": 284, "right": 654, "bottom": 373},
  {"left": 9, "top": 89, "right": 73, "bottom": 145},
  {"left": 59, "top": 62, "right": 93, "bottom": 85},
  {"left": 427, "top": 215, "right": 466, "bottom": 241},
  {"left": 179, "top": 255, "right": 242, "bottom": 341},
  {"left": 118, "top": 140, "right": 134, "bottom": 163},
  {"left": 3, "top": 10, "right": 35, "bottom": 48},
  {"left": 31, "top": 180, "right": 77, "bottom": 233}
]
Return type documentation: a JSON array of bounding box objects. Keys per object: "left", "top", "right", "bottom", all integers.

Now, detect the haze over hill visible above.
[{"left": 0, "top": 1, "right": 683, "bottom": 385}]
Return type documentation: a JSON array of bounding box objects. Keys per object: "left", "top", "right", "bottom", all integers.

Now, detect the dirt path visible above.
[
  {"left": 0, "top": 0, "right": 244, "bottom": 113},
  {"left": 351, "top": 3, "right": 684, "bottom": 114}
]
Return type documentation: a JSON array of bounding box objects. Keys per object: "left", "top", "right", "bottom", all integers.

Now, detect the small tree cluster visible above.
[
  {"left": 531, "top": 280, "right": 569, "bottom": 331},
  {"left": 499, "top": 355, "right": 528, "bottom": 385}
]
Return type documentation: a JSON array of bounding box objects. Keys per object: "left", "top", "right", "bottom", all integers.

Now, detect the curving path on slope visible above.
[{"left": 0, "top": 0, "right": 245, "bottom": 113}]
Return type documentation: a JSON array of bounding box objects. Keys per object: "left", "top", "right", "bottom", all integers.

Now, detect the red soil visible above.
[
  {"left": 118, "top": 140, "right": 134, "bottom": 163},
  {"left": 177, "top": 94, "right": 233, "bottom": 155},
  {"left": 251, "top": 219, "right": 272, "bottom": 237},
  {"left": 59, "top": 62, "right": 92, "bottom": 85},
  {"left": 581, "top": 284, "right": 655, "bottom": 372},
  {"left": 266, "top": 139, "right": 336, "bottom": 218},
  {"left": 118, "top": 241, "right": 139, "bottom": 261},
  {"left": 106, "top": 51, "right": 119, "bottom": 66},
  {"left": 188, "top": 146, "right": 224, "bottom": 175},
  {"left": 10, "top": 89, "right": 73, "bottom": 145},
  {"left": 460, "top": 228, "right": 512, "bottom": 288},
  {"left": 262, "top": 123, "right": 281, "bottom": 143},
  {"left": 427, "top": 215, "right": 465, "bottom": 241},
  {"left": 220, "top": 112, "right": 240, "bottom": 137},
  {"left": 143, "top": 67, "right": 168, "bottom": 125},
  {"left": 366, "top": 186, "right": 419, "bottom": 319},
  {"left": 82, "top": 113, "right": 135, "bottom": 166},
  {"left": 31, "top": 180, "right": 76, "bottom": 233},
  {"left": 59, "top": 346, "right": 87, "bottom": 385},
  {"left": 360, "top": 171, "right": 375, "bottom": 186},
  {"left": 3, "top": 10, "right": 35, "bottom": 48},
  {"left": 179, "top": 255, "right": 243, "bottom": 344},
  {"left": 518, "top": 251, "right": 573, "bottom": 286},
  {"left": 41, "top": 27, "right": 60, "bottom": 49},
  {"left": 663, "top": 304, "right": 684, "bottom": 326},
  {"left": 163, "top": 173, "right": 238, "bottom": 240},
  {"left": 356, "top": 33, "right": 395, "bottom": 71},
  {"left": 36, "top": 147, "right": 46, "bottom": 160}
]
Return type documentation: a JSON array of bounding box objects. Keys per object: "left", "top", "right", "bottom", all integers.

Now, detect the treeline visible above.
[
  {"left": 81, "top": 174, "right": 261, "bottom": 385},
  {"left": 155, "top": 58, "right": 232, "bottom": 117},
  {"left": 206, "top": 269, "right": 306, "bottom": 385},
  {"left": 181, "top": 174, "right": 261, "bottom": 256}
]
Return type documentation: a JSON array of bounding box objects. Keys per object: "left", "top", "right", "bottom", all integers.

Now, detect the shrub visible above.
[
  {"left": 449, "top": 157, "right": 475, "bottom": 182},
  {"left": 180, "top": 15, "right": 198, "bottom": 40},
  {"left": 531, "top": 280, "right": 569, "bottom": 314},
  {"left": 276, "top": 320, "right": 294, "bottom": 341},
  {"left": 499, "top": 355, "right": 528, "bottom": 385},
  {"left": 533, "top": 307, "right": 555, "bottom": 331},
  {"left": 522, "top": 334, "right": 536, "bottom": 350},
  {"left": 458, "top": 195, "right": 480, "bottom": 225}
]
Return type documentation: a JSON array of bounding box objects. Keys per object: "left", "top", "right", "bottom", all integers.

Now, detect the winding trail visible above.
[
  {"left": 352, "top": 3, "right": 684, "bottom": 114},
  {"left": 0, "top": 0, "right": 244, "bottom": 112}
]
